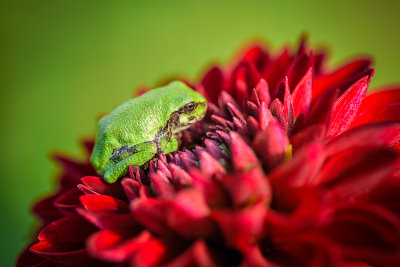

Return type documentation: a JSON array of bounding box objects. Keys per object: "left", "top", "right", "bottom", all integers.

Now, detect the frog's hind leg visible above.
[{"left": 104, "top": 141, "right": 157, "bottom": 183}]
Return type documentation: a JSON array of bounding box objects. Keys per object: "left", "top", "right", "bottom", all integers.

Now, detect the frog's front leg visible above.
[
  {"left": 158, "top": 135, "right": 179, "bottom": 155},
  {"left": 104, "top": 141, "right": 157, "bottom": 183}
]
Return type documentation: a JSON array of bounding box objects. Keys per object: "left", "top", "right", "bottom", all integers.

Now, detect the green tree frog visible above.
[{"left": 90, "top": 81, "right": 208, "bottom": 183}]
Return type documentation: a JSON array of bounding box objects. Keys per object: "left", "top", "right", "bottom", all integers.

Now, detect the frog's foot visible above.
[{"left": 103, "top": 142, "right": 157, "bottom": 183}]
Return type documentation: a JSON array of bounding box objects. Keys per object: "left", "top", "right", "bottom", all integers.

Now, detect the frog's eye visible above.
[{"left": 186, "top": 102, "right": 196, "bottom": 113}]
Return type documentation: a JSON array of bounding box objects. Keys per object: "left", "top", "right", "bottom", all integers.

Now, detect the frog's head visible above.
[{"left": 167, "top": 81, "right": 208, "bottom": 133}]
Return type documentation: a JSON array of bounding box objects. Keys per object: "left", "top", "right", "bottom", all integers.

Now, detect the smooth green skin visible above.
[{"left": 90, "top": 81, "right": 207, "bottom": 183}]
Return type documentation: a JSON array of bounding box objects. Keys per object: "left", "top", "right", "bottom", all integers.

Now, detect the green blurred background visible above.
[{"left": 1, "top": 0, "right": 400, "bottom": 265}]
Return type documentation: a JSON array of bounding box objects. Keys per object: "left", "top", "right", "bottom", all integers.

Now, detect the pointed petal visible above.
[
  {"left": 223, "top": 168, "right": 271, "bottom": 207},
  {"left": 229, "top": 132, "right": 259, "bottom": 171},
  {"left": 255, "top": 79, "right": 271, "bottom": 105},
  {"left": 212, "top": 201, "right": 267, "bottom": 251},
  {"left": 121, "top": 178, "right": 141, "bottom": 201},
  {"left": 327, "top": 76, "right": 369, "bottom": 138},
  {"left": 197, "top": 66, "right": 224, "bottom": 104},
  {"left": 292, "top": 68, "right": 313, "bottom": 118},
  {"left": 283, "top": 78, "right": 294, "bottom": 134},
  {"left": 252, "top": 121, "right": 289, "bottom": 170},
  {"left": 199, "top": 151, "right": 226, "bottom": 177},
  {"left": 258, "top": 102, "right": 274, "bottom": 130},
  {"left": 131, "top": 198, "right": 171, "bottom": 235},
  {"left": 167, "top": 189, "right": 217, "bottom": 239},
  {"left": 150, "top": 171, "right": 175, "bottom": 199},
  {"left": 270, "top": 99, "right": 287, "bottom": 134}
]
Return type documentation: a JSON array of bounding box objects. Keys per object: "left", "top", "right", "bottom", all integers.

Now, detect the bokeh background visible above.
[{"left": 1, "top": 0, "right": 400, "bottom": 265}]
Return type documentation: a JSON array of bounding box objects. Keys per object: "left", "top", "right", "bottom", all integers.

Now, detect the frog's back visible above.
[{"left": 99, "top": 81, "right": 199, "bottom": 146}]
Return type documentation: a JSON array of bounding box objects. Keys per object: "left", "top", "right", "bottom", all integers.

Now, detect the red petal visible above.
[
  {"left": 16, "top": 246, "right": 52, "bottom": 267},
  {"left": 213, "top": 201, "right": 267, "bottom": 251},
  {"left": 313, "top": 58, "right": 372, "bottom": 100},
  {"left": 252, "top": 121, "right": 289, "bottom": 170},
  {"left": 121, "top": 178, "right": 141, "bottom": 201},
  {"left": 261, "top": 48, "right": 291, "bottom": 97},
  {"left": 359, "top": 87, "right": 400, "bottom": 112},
  {"left": 131, "top": 198, "right": 172, "bottom": 235},
  {"left": 352, "top": 103, "right": 400, "bottom": 127},
  {"left": 150, "top": 171, "right": 175, "bottom": 199},
  {"left": 204, "top": 139, "right": 228, "bottom": 161},
  {"left": 258, "top": 102, "right": 274, "bottom": 130},
  {"left": 88, "top": 229, "right": 151, "bottom": 262},
  {"left": 267, "top": 187, "right": 330, "bottom": 236},
  {"left": 190, "top": 169, "right": 231, "bottom": 209},
  {"left": 167, "top": 189, "right": 217, "bottom": 239},
  {"left": 229, "top": 131, "right": 260, "bottom": 171},
  {"left": 260, "top": 234, "right": 341, "bottom": 267},
  {"left": 197, "top": 66, "right": 224, "bottom": 104},
  {"left": 199, "top": 151, "right": 226, "bottom": 177},
  {"left": 38, "top": 215, "right": 97, "bottom": 243},
  {"left": 162, "top": 240, "right": 218, "bottom": 267},
  {"left": 77, "top": 208, "right": 140, "bottom": 235},
  {"left": 327, "top": 76, "right": 369, "bottom": 138},
  {"left": 80, "top": 194, "right": 130, "bottom": 213},
  {"left": 239, "top": 245, "right": 272, "bottom": 267},
  {"left": 326, "top": 122, "right": 400, "bottom": 155},
  {"left": 54, "top": 188, "right": 83, "bottom": 215},
  {"left": 30, "top": 242, "right": 94, "bottom": 266},
  {"left": 169, "top": 163, "right": 193, "bottom": 186},
  {"left": 223, "top": 168, "right": 271, "bottom": 208},
  {"left": 32, "top": 194, "right": 65, "bottom": 224},
  {"left": 283, "top": 78, "right": 294, "bottom": 134},
  {"left": 324, "top": 204, "right": 400, "bottom": 265},
  {"left": 269, "top": 99, "right": 287, "bottom": 134},
  {"left": 226, "top": 60, "right": 262, "bottom": 105},
  {"left": 243, "top": 45, "right": 269, "bottom": 70},
  {"left": 290, "top": 124, "right": 326, "bottom": 151},
  {"left": 286, "top": 50, "right": 313, "bottom": 91},
  {"left": 367, "top": 174, "right": 400, "bottom": 216},
  {"left": 306, "top": 88, "right": 339, "bottom": 127},
  {"left": 52, "top": 155, "right": 97, "bottom": 187},
  {"left": 292, "top": 67, "right": 313, "bottom": 118},
  {"left": 79, "top": 176, "right": 126, "bottom": 199},
  {"left": 269, "top": 142, "right": 324, "bottom": 192},
  {"left": 315, "top": 146, "right": 399, "bottom": 203},
  {"left": 131, "top": 237, "right": 183, "bottom": 267},
  {"left": 255, "top": 79, "right": 271, "bottom": 105}
]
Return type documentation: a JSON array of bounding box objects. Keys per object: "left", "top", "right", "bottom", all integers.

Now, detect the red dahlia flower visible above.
[{"left": 17, "top": 39, "right": 400, "bottom": 267}]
